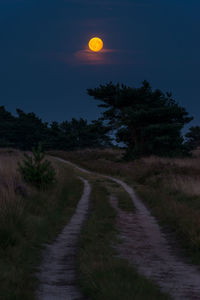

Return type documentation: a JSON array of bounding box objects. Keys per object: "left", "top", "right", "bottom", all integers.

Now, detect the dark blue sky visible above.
[{"left": 1, "top": 0, "right": 200, "bottom": 127}]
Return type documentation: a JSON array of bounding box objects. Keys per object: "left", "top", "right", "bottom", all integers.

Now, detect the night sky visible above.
[{"left": 1, "top": 0, "right": 200, "bottom": 128}]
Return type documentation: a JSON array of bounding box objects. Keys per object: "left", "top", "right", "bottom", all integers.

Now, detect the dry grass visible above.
[
  {"left": 0, "top": 148, "right": 84, "bottom": 300},
  {"left": 0, "top": 149, "right": 29, "bottom": 207},
  {"left": 192, "top": 146, "right": 200, "bottom": 157},
  {"left": 137, "top": 156, "right": 200, "bottom": 196},
  {"left": 0, "top": 149, "right": 61, "bottom": 209},
  {"left": 165, "top": 175, "right": 200, "bottom": 196},
  {"left": 50, "top": 149, "right": 200, "bottom": 264},
  {"left": 48, "top": 149, "right": 200, "bottom": 195}
]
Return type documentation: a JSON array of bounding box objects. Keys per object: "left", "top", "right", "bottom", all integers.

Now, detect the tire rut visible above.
[
  {"left": 36, "top": 176, "right": 91, "bottom": 300},
  {"left": 55, "top": 158, "right": 200, "bottom": 300}
]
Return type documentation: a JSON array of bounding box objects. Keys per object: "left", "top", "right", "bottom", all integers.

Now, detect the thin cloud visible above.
[
  {"left": 58, "top": 47, "right": 139, "bottom": 66},
  {"left": 31, "top": 48, "right": 141, "bottom": 66},
  {"left": 73, "top": 48, "right": 118, "bottom": 65}
]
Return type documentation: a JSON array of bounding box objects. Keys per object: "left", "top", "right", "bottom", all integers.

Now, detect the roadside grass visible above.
[
  {"left": 0, "top": 149, "right": 31, "bottom": 205},
  {"left": 135, "top": 186, "right": 200, "bottom": 264},
  {"left": 0, "top": 151, "right": 83, "bottom": 300},
  {"left": 50, "top": 150, "right": 200, "bottom": 265},
  {"left": 77, "top": 180, "right": 170, "bottom": 300}
]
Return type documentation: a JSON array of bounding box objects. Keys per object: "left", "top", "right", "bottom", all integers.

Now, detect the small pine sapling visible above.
[{"left": 18, "top": 144, "right": 56, "bottom": 189}]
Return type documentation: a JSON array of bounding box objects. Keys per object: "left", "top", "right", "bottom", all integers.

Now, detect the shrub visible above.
[{"left": 18, "top": 144, "right": 56, "bottom": 189}]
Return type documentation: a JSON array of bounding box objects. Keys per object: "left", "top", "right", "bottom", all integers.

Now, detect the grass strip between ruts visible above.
[{"left": 77, "top": 181, "right": 171, "bottom": 300}]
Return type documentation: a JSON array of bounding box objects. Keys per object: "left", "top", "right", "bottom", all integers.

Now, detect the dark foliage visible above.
[
  {"left": 0, "top": 106, "right": 16, "bottom": 147},
  {"left": 18, "top": 144, "right": 56, "bottom": 189},
  {"left": 88, "top": 81, "right": 193, "bottom": 158},
  {"left": 0, "top": 106, "right": 112, "bottom": 150},
  {"left": 184, "top": 126, "right": 200, "bottom": 150}
]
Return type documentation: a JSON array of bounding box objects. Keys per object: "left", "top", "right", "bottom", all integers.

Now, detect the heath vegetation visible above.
[
  {"left": 51, "top": 148, "right": 200, "bottom": 265},
  {"left": 0, "top": 148, "right": 83, "bottom": 300}
]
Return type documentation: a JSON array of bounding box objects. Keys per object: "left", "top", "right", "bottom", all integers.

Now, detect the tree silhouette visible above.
[
  {"left": 0, "top": 107, "right": 111, "bottom": 150},
  {"left": 88, "top": 81, "right": 193, "bottom": 158},
  {"left": 0, "top": 106, "right": 16, "bottom": 147},
  {"left": 185, "top": 126, "right": 200, "bottom": 150}
]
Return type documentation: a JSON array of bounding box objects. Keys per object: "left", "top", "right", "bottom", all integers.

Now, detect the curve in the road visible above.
[{"left": 55, "top": 157, "right": 200, "bottom": 300}]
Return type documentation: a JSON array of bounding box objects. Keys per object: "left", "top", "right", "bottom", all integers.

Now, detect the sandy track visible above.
[
  {"left": 36, "top": 176, "right": 90, "bottom": 300},
  {"left": 110, "top": 195, "right": 200, "bottom": 300},
  {"left": 55, "top": 158, "right": 200, "bottom": 300}
]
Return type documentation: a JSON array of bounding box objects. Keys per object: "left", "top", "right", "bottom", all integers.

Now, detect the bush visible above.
[{"left": 18, "top": 144, "right": 56, "bottom": 189}]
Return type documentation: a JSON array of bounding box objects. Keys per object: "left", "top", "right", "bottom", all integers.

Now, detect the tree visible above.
[
  {"left": 46, "top": 121, "right": 66, "bottom": 150},
  {"left": 18, "top": 144, "right": 56, "bottom": 189},
  {"left": 185, "top": 126, "right": 200, "bottom": 150},
  {"left": 59, "top": 118, "right": 112, "bottom": 149},
  {"left": 13, "top": 109, "right": 48, "bottom": 150},
  {"left": 0, "top": 106, "right": 16, "bottom": 147},
  {"left": 88, "top": 120, "right": 112, "bottom": 147},
  {"left": 88, "top": 81, "right": 193, "bottom": 158},
  {"left": 0, "top": 107, "right": 112, "bottom": 151}
]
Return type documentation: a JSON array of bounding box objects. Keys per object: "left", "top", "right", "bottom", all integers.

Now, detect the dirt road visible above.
[
  {"left": 55, "top": 157, "right": 200, "bottom": 300},
  {"left": 36, "top": 176, "right": 90, "bottom": 300}
]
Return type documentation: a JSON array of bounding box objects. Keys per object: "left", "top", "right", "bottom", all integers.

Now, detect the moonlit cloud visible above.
[
  {"left": 73, "top": 48, "right": 118, "bottom": 65},
  {"left": 54, "top": 47, "right": 138, "bottom": 66},
  {"left": 44, "top": 47, "right": 138, "bottom": 66}
]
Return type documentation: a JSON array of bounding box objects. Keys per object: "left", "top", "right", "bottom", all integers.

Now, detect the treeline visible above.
[
  {"left": 0, "top": 107, "right": 112, "bottom": 150},
  {"left": 1, "top": 81, "right": 200, "bottom": 158}
]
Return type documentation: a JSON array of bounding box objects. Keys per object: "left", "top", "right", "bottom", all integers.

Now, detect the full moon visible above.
[{"left": 88, "top": 37, "right": 103, "bottom": 52}]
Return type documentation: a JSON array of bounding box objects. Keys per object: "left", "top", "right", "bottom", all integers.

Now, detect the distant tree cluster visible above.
[
  {"left": 88, "top": 81, "right": 194, "bottom": 159},
  {"left": 1, "top": 81, "right": 197, "bottom": 159},
  {"left": 0, "top": 106, "right": 112, "bottom": 150}
]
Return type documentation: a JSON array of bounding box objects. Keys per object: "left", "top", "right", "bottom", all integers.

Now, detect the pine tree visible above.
[
  {"left": 18, "top": 144, "right": 56, "bottom": 189},
  {"left": 88, "top": 81, "right": 193, "bottom": 158}
]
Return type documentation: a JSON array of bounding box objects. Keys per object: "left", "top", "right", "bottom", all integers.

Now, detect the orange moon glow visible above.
[{"left": 88, "top": 37, "right": 103, "bottom": 52}]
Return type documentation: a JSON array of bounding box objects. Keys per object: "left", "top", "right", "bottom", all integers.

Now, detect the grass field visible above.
[
  {"left": 2, "top": 147, "right": 200, "bottom": 299},
  {"left": 50, "top": 149, "right": 200, "bottom": 265},
  {"left": 0, "top": 149, "right": 83, "bottom": 300}
]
